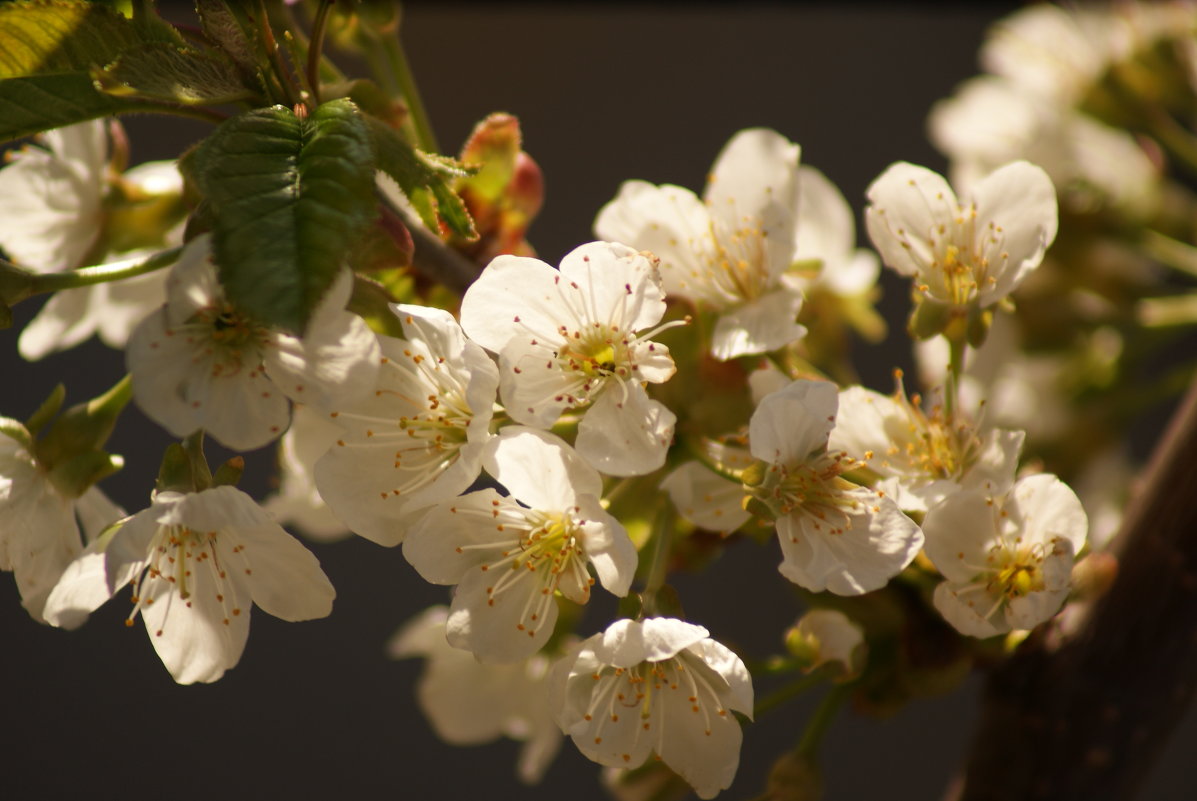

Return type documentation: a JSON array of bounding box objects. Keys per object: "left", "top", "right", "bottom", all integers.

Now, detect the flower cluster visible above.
[{"left": 5, "top": 3, "right": 1162, "bottom": 794}]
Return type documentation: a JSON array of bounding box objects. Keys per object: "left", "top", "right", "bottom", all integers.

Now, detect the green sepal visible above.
[
  {"left": 368, "top": 116, "right": 478, "bottom": 241},
  {"left": 0, "top": 416, "right": 33, "bottom": 451},
  {"left": 190, "top": 99, "right": 378, "bottom": 333},
  {"left": 966, "top": 305, "right": 994, "bottom": 349},
  {"left": 24, "top": 383, "right": 65, "bottom": 438},
  {"left": 347, "top": 273, "right": 407, "bottom": 339},
  {"left": 616, "top": 591, "right": 643, "bottom": 621},
  {"left": 643, "top": 583, "right": 685, "bottom": 619},
  {"left": 93, "top": 42, "right": 258, "bottom": 106},
  {"left": 211, "top": 455, "right": 244, "bottom": 488},
  {"left": 156, "top": 431, "right": 213, "bottom": 494},
  {"left": 907, "top": 295, "right": 955, "bottom": 341},
  {"left": 46, "top": 450, "right": 123, "bottom": 499}
]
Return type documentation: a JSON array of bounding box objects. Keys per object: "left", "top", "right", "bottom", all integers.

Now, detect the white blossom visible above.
[
  {"left": 865, "top": 160, "right": 1057, "bottom": 309},
  {"left": 791, "top": 165, "right": 880, "bottom": 299},
  {"left": 126, "top": 234, "right": 380, "bottom": 451},
  {"left": 0, "top": 120, "right": 185, "bottom": 359},
  {"left": 661, "top": 441, "right": 754, "bottom": 535},
  {"left": 828, "top": 380, "right": 1024, "bottom": 513},
  {"left": 403, "top": 428, "right": 636, "bottom": 662},
  {"left": 748, "top": 379, "right": 924, "bottom": 595},
  {"left": 390, "top": 605, "right": 562, "bottom": 784},
  {"left": 44, "top": 485, "right": 335, "bottom": 684},
  {"left": 594, "top": 128, "right": 805, "bottom": 360},
  {"left": 0, "top": 427, "right": 123, "bottom": 626},
  {"left": 923, "top": 473, "right": 1087, "bottom": 638},
  {"left": 549, "top": 617, "right": 752, "bottom": 799},
  {"left": 459, "top": 241, "right": 677, "bottom": 475},
  {"left": 313, "top": 303, "right": 499, "bottom": 546}
]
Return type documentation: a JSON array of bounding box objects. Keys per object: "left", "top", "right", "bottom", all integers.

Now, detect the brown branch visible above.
[{"left": 957, "top": 379, "right": 1197, "bottom": 800}]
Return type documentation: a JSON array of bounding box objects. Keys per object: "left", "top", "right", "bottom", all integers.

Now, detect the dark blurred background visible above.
[{"left": 3, "top": 4, "right": 1195, "bottom": 800}]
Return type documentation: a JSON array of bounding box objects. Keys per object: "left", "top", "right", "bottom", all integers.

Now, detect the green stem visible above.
[
  {"left": 380, "top": 31, "right": 439, "bottom": 152},
  {"left": 305, "top": 0, "right": 333, "bottom": 105},
  {"left": 1139, "top": 229, "right": 1197, "bottom": 280},
  {"left": 795, "top": 683, "right": 850, "bottom": 757},
  {"left": 753, "top": 669, "right": 830, "bottom": 718},
  {"left": 640, "top": 499, "right": 676, "bottom": 615},
  {"left": 30, "top": 247, "right": 181, "bottom": 295},
  {"left": 945, "top": 335, "right": 966, "bottom": 421},
  {"left": 258, "top": 0, "right": 301, "bottom": 107}
]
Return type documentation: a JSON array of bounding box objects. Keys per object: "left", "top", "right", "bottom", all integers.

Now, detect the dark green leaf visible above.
[
  {"left": 0, "top": 0, "right": 142, "bottom": 78},
  {"left": 94, "top": 42, "right": 257, "bottom": 105},
  {"left": 0, "top": 72, "right": 152, "bottom": 143},
  {"left": 191, "top": 99, "right": 378, "bottom": 332},
  {"left": 195, "top": 0, "right": 258, "bottom": 77},
  {"left": 368, "top": 116, "right": 477, "bottom": 241}
]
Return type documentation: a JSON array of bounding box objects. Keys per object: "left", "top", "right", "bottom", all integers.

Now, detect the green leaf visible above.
[
  {"left": 94, "top": 42, "right": 257, "bottom": 105},
  {"left": 0, "top": 1, "right": 187, "bottom": 143},
  {"left": 191, "top": 99, "right": 378, "bottom": 332},
  {"left": 0, "top": 72, "right": 151, "bottom": 143},
  {"left": 195, "top": 0, "right": 258, "bottom": 78},
  {"left": 0, "top": 1, "right": 142, "bottom": 78},
  {"left": 368, "top": 117, "right": 477, "bottom": 241}
]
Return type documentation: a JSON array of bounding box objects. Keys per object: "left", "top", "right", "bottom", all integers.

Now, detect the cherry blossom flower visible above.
[
  {"left": 402, "top": 428, "right": 635, "bottom": 662},
  {"left": 313, "top": 304, "right": 499, "bottom": 546},
  {"left": 43, "top": 485, "right": 335, "bottom": 684},
  {"left": 126, "top": 235, "right": 380, "bottom": 451},
  {"left": 459, "top": 241, "right": 678, "bottom": 475},
  {"left": 549, "top": 617, "right": 753, "bottom": 799},
  {"left": 827, "top": 379, "right": 1024, "bottom": 513},
  {"left": 0, "top": 120, "right": 185, "bottom": 359},
  {"left": 594, "top": 128, "right": 805, "bottom": 360},
  {"left": 390, "top": 605, "right": 562, "bottom": 783},
  {"left": 922, "top": 473, "right": 1087, "bottom": 638},
  {"left": 864, "top": 160, "right": 1057, "bottom": 310},
  {"left": 0, "top": 426, "right": 123, "bottom": 626},
  {"left": 747, "top": 379, "right": 924, "bottom": 595}
]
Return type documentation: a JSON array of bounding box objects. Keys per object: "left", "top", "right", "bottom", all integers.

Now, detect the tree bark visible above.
[{"left": 958, "top": 379, "right": 1197, "bottom": 801}]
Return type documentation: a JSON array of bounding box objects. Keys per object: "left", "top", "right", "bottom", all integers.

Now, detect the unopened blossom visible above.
[
  {"left": 0, "top": 120, "right": 185, "bottom": 359},
  {"left": 923, "top": 473, "right": 1087, "bottom": 638},
  {"left": 747, "top": 379, "right": 924, "bottom": 595},
  {"left": 828, "top": 377, "right": 1024, "bottom": 513},
  {"left": 594, "top": 128, "right": 805, "bottom": 360},
  {"left": 403, "top": 428, "right": 636, "bottom": 662},
  {"left": 314, "top": 303, "right": 499, "bottom": 546},
  {"left": 390, "top": 605, "right": 562, "bottom": 784},
  {"left": 460, "top": 240, "right": 677, "bottom": 476},
  {"left": 549, "top": 617, "right": 753, "bottom": 800},
  {"left": 126, "top": 234, "right": 380, "bottom": 452},
  {"left": 0, "top": 426, "right": 124, "bottom": 626},
  {"left": 864, "top": 160, "right": 1057, "bottom": 310},
  {"left": 44, "top": 485, "right": 335, "bottom": 684},
  {"left": 786, "top": 609, "right": 865, "bottom": 680},
  {"left": 263, "top": 404, "right": 350, "bottom": 542}
]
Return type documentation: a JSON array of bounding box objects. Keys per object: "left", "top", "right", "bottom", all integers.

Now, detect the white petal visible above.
[
  {"left": 710, "top": 287, "right": 805, "bottom": 360},
  {"left": 483, "top": 427, "right": 600, "bottom": 509},
  {"left": 656, "top": 656, "right": 744, "bottom": 799},
  {"left": 933, "top": 581, "right": 1005, "bottom": 638},
  {"left": 557, "top": 241, "right": 667, "bottom": 334},
  {"left": 794, "top": 165, "right": 855, "bottom": 267},
  {"left": 749, "top": 379, "right": 838, "bottom": 465},
  {"left": 576, "top": 383, "right": 675, "bottom": 476},
  {"left": 576, "top": 503, "right": 637, "bottom": 598},
  {"left": 403, "top": 490, "right": 511, "bottom": 585},
  {"left": 660, "top": 462, "right": 750, "bottom": 535},
  {"left": 686, "top": 638, "right": 754, "bottom": 717},
  {"left": 591, "top": 617, "right": 710, "bottom": 668},
  {"left": 593, "top": 180, "right": 715, "bottom": 300},
  {"left": 776, "top": 490, "right": 923, "bottom": 595},
  {"left": 1005, "top": 582, "right": 1070, "bottom": 631},
  {"left": 17, "top": 288, "right": 100, "bottom": 360},
  {"left": 922, "top": 488, "right": 999, "bottom": 583},
  {"left": 865, "top": 162, "right": 958, "bottom": 278},
  {"left": 235, "top": 524, "right": 335, "bottom": 622},
  {"left": 705, "top": 128, "right": 801, "bottom": 283},
  {"left": 970, "top": 161, "right": 1058, "bottom": 304},
  {"left": 459, "top": 253, "right": 567, "bottom": 354},
  {"left": 1006, "top": 473, "right": 1088, "bottom": 554},
  {"left": 447, "top": 565, "right": 559, "bottom": 663}
]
